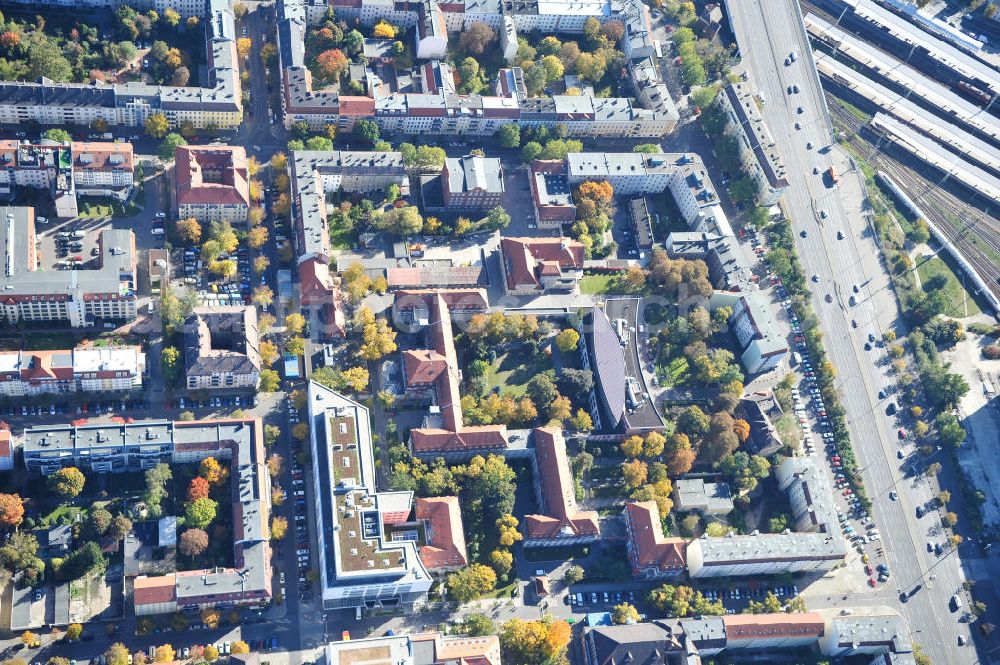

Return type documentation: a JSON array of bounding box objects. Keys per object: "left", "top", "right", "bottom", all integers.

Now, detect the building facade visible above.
[
  {"left": 717, "top": 82, "right": 790, "bottom": 207},
  {"left": 183, "top": 306, "right": 261, "bottom": 391},
  {"left": 175, "top": 146, "right": 250, "bottom": 225},
  {"left": 0, "top": 346, "right": 144, "bottom": 396}
]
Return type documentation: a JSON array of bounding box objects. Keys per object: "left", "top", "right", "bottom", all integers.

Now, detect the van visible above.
[{"left": 951, "top": 595, "right": 963, "bottom": 612}]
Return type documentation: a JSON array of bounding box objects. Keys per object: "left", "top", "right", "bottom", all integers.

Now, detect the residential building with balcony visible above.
[
  {"left": 0, "top": 208, "right": 136, "bottom": 327},
  {"left": 21, "top": 417, "right": 271, "bottom": 615},
  {"left": 183, "top": 306, "right": 261, "bottom": 392},
  {"left": 524, "top": 428, "right": 599, "bottom": 547},
  {"left": 718, "top": 81, "right": 790, "bottom": 207},
  {"left": 0, "top": 346, "right": 144, "bottom": 396},
  {"left": 308, "top": 382, "right": 433, "bottom": 611},
  {"left": 440, "top": 154, "right": 504, "bottom": 211},
  {"left": 175, "top": 145, "right": 250, "bottom": 225}
]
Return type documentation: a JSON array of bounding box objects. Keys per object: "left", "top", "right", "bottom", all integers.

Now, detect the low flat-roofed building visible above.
[
  {"left": 499, "top": 236, "right": 584, "bottom": 295},
  {"left": 622, "top": 501, "right": 686, "bottom": 579},
  {"left": 326, "top": 632, "right": 501, "bottom": 665},
  {"left": 524, "top": 427, "right": 599, "bottom": 547},
  {"left": 307, "top": 381, "right": 432, "bottom": 611},
  {"left": 673, "top": 479, "right": 734, "bottom": 516},
  {"left": 414, "top": 496, "right": 468, "bottom": 571}
]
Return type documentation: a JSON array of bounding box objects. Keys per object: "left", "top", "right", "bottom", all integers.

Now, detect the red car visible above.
[
  {"left": 898, "top": 428, "right": 907, "bottom": 439},
  {"left": 868, "top": 578, "right": 877, "bottom": 588}
]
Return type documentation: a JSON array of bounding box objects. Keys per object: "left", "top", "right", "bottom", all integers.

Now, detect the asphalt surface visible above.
[{"left": 727, "top": 1, "right": 977, "bottom": 662}]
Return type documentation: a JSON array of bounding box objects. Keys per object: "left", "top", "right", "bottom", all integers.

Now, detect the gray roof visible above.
[
  {"left": 183, "top": 306, "right": 261, "bottom": 378},
  {"left": 585, "top": 307, "right": 626, "bottom": 430},
  {"left": 722, "top": 82, "right": 789, "bottom": 190},
  {"left": 674, "top": 479, "right": 734, "bottom": 514},
  {"left": 444, "top": 155, "right": 504, "bottom": 195},
  {"left": 585, "top": 620, "right": 687, "bottom": 665},
  {"left": 0, "top": 216, "right": 135, "bottom": 298},
  {"left": 831, "top": 613, "right": 911, "bottom": 648}
]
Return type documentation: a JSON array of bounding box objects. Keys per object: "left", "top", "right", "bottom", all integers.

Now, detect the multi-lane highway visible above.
[{"left": 726, "top": 0, "right": 976, "bottom": 662}]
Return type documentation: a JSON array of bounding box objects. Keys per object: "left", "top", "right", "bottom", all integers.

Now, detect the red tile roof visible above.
[
  {"left": 71, "top": 141, "right": 135, "bottom": 172},
  {"left": 415, "top": 496, "right": 468, "bottom": 570},
  {"left": 133, "top": 574, "right": 177, "bottom": 606},
  {"left": 395, "top": 290, "right": 506, "bottom": 453},
  {"left": 175, "top": 146, "right": 250, "bottom": 207},
  {"left": 624, "top": 501, "right": 686, "bottom": 573},
  {"left": 525, "top": 428, "right": 599, "bottom": 540},
  {"left": 338, "top": 96, "right": 376, "bottom": 116},
  {"left": 0, "top": 429, "right": 11, "bottom": 460},
  {"left": 500, "top": 237, "right": 585, "bottom": 291}
]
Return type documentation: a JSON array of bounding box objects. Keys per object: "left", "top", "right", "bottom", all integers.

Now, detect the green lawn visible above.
[
  {"left": 41, "top": 504, "right": 84, "bottom": 527},
  {"left": 775, "top": 412, "right": 802, "bottom": 452},
  {"left": 328, "top": 220, "right": 354, "bottom": 250},
  {"left": 579, "top": 274, "right": 617, "bottom": 295},
  {"left": 916, "top": 256, "right": 981, "bottom": 318},
  {"left": 482, "top": 351, "right": 552, "bottom": 398},
  {"left": 657, "top": 356, "right": 690, "bottom": 387}
]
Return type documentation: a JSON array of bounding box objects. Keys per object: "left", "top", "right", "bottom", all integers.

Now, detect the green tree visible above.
[
  {"left": 497, "top": 124, "right": 521, "bottom": 149},
  {"left": 185, "top": 497, "right": 218, "bottom": 529},
  {"left": 104, "top": 644, "right": 130, "bottom": 665},
  {"left": 521, "top": 141, "right": 543, "bottom": 162},
  {"left": 611, "top": 603, "right": 640, "bottom": 625},
  {"left": 43, "top": 128, "right": 72, "bottom": 143},
  {"left": 158, "top": 133, "right": 187, "bottom": 160},
  {"left": 48, "top": 467, "right": 86, "bottom": 498},
  {"left": 161, "top": 346, "right": 182, "bottom": 387},
  {"left": 555, "top": 328, "right": 580, "bottom": 352},
  {"left": 58, "top": 542, "right": 107, "bottom": 581},
  {"left": 26, "top": 40, "right": 73, "bottom": 82},
  {"left": 460, "top": 613, "right": 496, "bottom": 637}
]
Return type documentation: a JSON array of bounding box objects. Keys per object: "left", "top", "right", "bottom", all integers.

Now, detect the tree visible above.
[
  {"left": 171, "top": 66, "right": 190, "bottom": 86},
  {"left": 25, "top": 40, "right": 73, "bottom": 82},
  {"left": 557, "top": 367, "right": 594, "bottom": 403},
  {"left": 496, "top": 514, "right": 523, "bottom": 547},
  {"left": 271, "top": 516, "right": 288, "bottom": 540},
  {"left": 20, "top": 632, "right": 37, "bottom": 647},
  {"left": 248, "top": 226, "right": 269, "bottom": 249},
  {"left": 259, "top": 340, "right": 280, "bottom": 367},
  {"left": 355, "top": 118, "right": 381, "bottom": 145},
  {"left": 48, "top": 467, "right": 86, "bottom": 498},
  {"left": 185, "top": 498, "right": 218, "bottom": 529},
  {"left": 447, "top": 563, "right": 497, "bottom": 601},
  {"left": 622, "top": 460, "right": 648, "bottom": 489},
  {"left": 43, "top": 128, "right": 72, "bottom": 143},
  {"left": 105, "top": 644, "right": 129, "bottom": 665},
  {"left": 0, "top": 493, "right": 24, "bottom": 527},
  {"left": 252, "top": 285, "right": 274, "bottom": 308},
  {"left": 526, "top": 374, "right": 558, "bottom": 407},
  {"left": 549, "top": 561, "right": 584, "bottom": 588},
  {"left": 65, "top": 624, "right": 83, "bottom": 641},
  {"left": 489, "top": 549, "right": 513, "bottom": 575},
  {"left": 937, "top": 490, "right": 951, "bottom": 506},
  {"left": 87, "top": 508, "right": 113, "bottom": 538},
  {"left": 292, "top": 422, "right": 310, "bottom": 441},
  {"left": 154, "top": 646, "right": 175, "bottom": 663},
  {"left": 555, "top": 329, "right": 580, "bottom": 352},
  {"left": 499, "top": 618, "right": 571, "bottom": 665},
  {"left": 285, "top": 336, "right": 305, "bottom": 357},
  {"left": 254, "top": 255, "right": 270, "bottom": 275},
  {"left": 107, "top": 515, "right": 133, "bottom": 541},
  {"left": 176, "top": 218, "right": 201, "bottom": 244},
  {"left": 611, "top": 603, "right": 640, "bottom": 625},
  {"left": 521, "top": 141, "right": 543, "bottom": 162},
  {"left": 568, "top": 409, "right": 593, "bottom": 432},
  {"left": 376, "top": 206, "right": 423, "bottom": 235},
  {"left": 644, "top": 431, "right": 666, "bottom": 457},
  {"left": 158, "top": 133, "right": 187, "bottom": 160},
  {"left": 936, "top": 412, "right": 966, "bottom": 448},
  {"left": 548, "top": 395, "right": 572, "bottom": 423},
  {"left": 179, "top": 528, "right": 209, "bottom": 557},
  {"left": 460, "top": 614, "right": 496, "bottom": 637},
  {"left": 187, "top": 476, "right": 210, "bottom": 502},
  {"left": 943, "top": 512, "right": 958, "bottom": 527},
  {"left": 459, "top": 22, "right": 496, "bottom": 55},
  {"left": 285, "top": 312, "right": 307, "bottom": 335},
  {"left": 200, "top": 456, "right": 225, "bottom": 484},
  {"left": 58, "top": 542, "right": 107, "bottom": 581},
  {"left": 621, "top": 435, "right": 644, "bottom": 458},
  {"left": 145, "top": 113, "right": 170, "bottom": 139},
  {"left": 230, "top": 642, "right": 250, "bottom": 655},
  {"left": 498, "top": 124, "right": 521, "bottom": 149},
  {"left": 260, "top": 369, "right": 280, "bottom": 392}
]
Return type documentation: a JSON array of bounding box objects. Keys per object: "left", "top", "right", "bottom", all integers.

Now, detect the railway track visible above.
[{"left": 827, "top": 94, "right": 1000, "bottom": 305}]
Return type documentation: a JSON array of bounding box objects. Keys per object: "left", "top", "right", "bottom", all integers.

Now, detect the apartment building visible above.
[
  {"left": 582, "top": 612, "right": 916, "bottom": 664},
  {"left": 724, "top": 292, "right": 788, "bottom": 374},
  {"left": 718, "top": 82, "right": 790, "bottom": 207},
  {"left": 414, "top": 497, "right": 468, "bottom": 571},
  {"left": 22, "top": 417, "right": 271, "bottom": 614},
  {"left": 622, "top": 501, "right": 687, "bottom": 579},
  {"left": 528, "top": 160, "right": 576, "bottom": 229},
  {"left": 441, "top": 154, "right": 504, "bottom": 211},
  {"left": 175, "top": 146, "right": 250, "bottom": 225},
  {"left": 686, "top": 457, "right": 846, "bottom": 578},
  {"left": 307, "top": 381, "right": 433, "bottom": 611},
  {"left": 276, "top": 0, "right": 678, "bottom": 138},
  {"left": 524, "top": 428, "right": 600, "bottom": 547},
  {"left": 499, "top": 237, "right": 584, "bottom": 295},
  {"left": 290, "top": 150, "right": 406, "bottom": 337},
  {"left": 393, "top": 289, "right": 508, "bottom": 459},
  {"left": 0, "top": 346, "right": 144, "bottom": 396},
  {"left": 183, "top": 307, "right": 261, "bottom": 391},
  {"left": 0, "top": 0, "right": 241, "bottom": 130},
  {"left": 0, "top": 140, "right": 134, "bottom": 212},
  {"left": 326, "top": 632, "right": 501, "bottom": 665},
  {"left": 0, "top": 208, "right": 137, "bottom": 327}
]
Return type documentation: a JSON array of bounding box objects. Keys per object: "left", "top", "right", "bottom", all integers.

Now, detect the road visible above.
[{"left": 726, "top": 0, "right": 976, "bottom": 662}]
